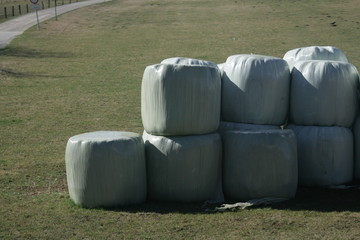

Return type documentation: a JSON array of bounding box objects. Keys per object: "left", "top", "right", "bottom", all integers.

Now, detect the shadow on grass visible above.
[
  {"left": 0, "top": 46, "right": 75, "bottom": 58},
  {"left": 269, "top": 187, "right": 360, "bottom": 212},
  {"left": 0, "top": 67, "right": 72, "bottom": 79},
  {"left": 105, "top": 201, "right": 208, "bottom": 214},
  {"left": 101, "top": 187, "right": 360, "bottom": 214},
  {"left": 0, "top": 68, "right": 27, "bottom": 78}
]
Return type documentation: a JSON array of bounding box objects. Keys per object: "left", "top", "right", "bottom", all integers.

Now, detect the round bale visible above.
[
  {"left": 290, "top": 60, "right": 359, "bottom": 127},
  {"left": 287, "top": 124, "right": 353, "bottom": 187},
  {"left": 65, "top": 131, "right": 147, "bottom": 208},
  {"left": 221, "top": 54, "right": 290, "bottom": 125},
  {"left": 143, "top": 131, "right": 222, "bottom": 202},
  {"left": 223, "top": 129, "right": 298, "bottom": 201},
  {"left": 141, "top": 64, "right": 221, "bottom": 136}
]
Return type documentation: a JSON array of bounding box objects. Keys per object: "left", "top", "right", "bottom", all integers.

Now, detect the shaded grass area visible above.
[{"left": 1, "top": 0, "right": 360, "bottom": 239}]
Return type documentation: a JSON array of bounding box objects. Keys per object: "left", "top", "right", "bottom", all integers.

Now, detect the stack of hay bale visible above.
[
  {"left": 65, "top": 46, "right": 360, "bottom": 209},
  {"left": 284, "top": 46, "right": 359, "bottom": 187},
  {"left": 219, "top": 54, "right": 298, "bottom": 201},
  {"left": 141, "top": 57, "right": 222, "bottom": 202}
]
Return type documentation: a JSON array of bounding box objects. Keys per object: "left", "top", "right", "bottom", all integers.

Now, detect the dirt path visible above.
[{"left": 0, "top": 0, "right": 110, "bottom": 49}]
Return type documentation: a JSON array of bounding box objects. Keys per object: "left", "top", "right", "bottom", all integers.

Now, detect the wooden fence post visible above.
[
  {"left": 4, "top": 7, "right": 7, "bottom": 18},
  {"left": 26, "top": 4, "right": 28, "bottom": 13},
  {"left": 18, "top": 5, "right": 21, "bottom": 14},
  {"left": 41, "top": 1, "right": 44, "bottom": 9},
  {"left": 11, "top": 5, "right": 14, "bottom": 16}
]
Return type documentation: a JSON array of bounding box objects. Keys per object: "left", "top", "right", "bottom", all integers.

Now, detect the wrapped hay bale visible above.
[
  {"left": 283, "top": 46, "right": 349, "bottom": 70},
  {"left": 290, "top": 60, "right": 359, "bottom": 127},
  {"left": 161, "top": 57, "right": 218, "bottom": 68},
  {"left": 352, "top": 115, "right": 360, "bottom": 181},
  {"left": 221, "top": 54, "right": 290, "bottom": 125},
  {"left": 143, "top": 131, "right": 221, "bottom": 202},
  {"left": 216, "top": 122, "right": 281, "bottom": 202},
  {"left": 222, "top": 129, "right": 298, "bottom": 201},
  {"left": 65, "top": 131, "right": 147, "bottom": 208},
  {"left": 287, "top": 124, "right": 353, "bottom": 187},
  {"left": 141, "top": 64, "right": 221, "bottom": 136}
]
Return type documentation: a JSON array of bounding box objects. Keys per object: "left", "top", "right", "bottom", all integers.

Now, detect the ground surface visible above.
[
  {"left": 1, "top": 0, "right": 360, "bottom": 239},
  {"left": 0, "top": 0, "right": 110, "bottom": 48}
]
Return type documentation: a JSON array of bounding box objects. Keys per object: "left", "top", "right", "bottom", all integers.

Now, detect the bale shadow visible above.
[
  {"left": 268, "top": 187, "right": 360, "bottom": 212},
  {"left": 0, "top": 67, "right": 72, "bottom": 79},
  {"left": 103, "top": 187, "right": 360, "bottom": 214},
  {"left": 0, "top": 46, "right": 75, "bottom": 58},
  {"left": 107, "top": 201, "right": 207, "bottom": 214}
]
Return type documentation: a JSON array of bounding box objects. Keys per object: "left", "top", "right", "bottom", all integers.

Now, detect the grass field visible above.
[{"left": 1, "top": 0, "right": 360, "bottom": 239}]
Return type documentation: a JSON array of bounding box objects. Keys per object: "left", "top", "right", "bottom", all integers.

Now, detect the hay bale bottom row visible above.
[
  {"left": 65, "top": 126, "right": 355, "bottom": 207},
  {"left": 65, "top": 129, "right": 301, "bottom": 207}
]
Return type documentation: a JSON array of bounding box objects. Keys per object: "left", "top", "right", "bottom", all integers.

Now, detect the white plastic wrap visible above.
[
  {"left": 287, "top": 124, "right": 353, "bottom": 187},
  {"left": 222, "top": 129, "right": 298, "bottom": 201},
  {"left": 217, "top": 122, "right": 281, "bottom": 202},
  {"left": 290, "top": 60, "right": 359, "bottom": 127},
  {"left": 217, "top": 121, "right": 280, "bottom": 136},
  {"left": 143, "top": 131, "right": 222, "bottom": 202},
  {"left": 217, "top": 63, "right": 225, "bottom": 77},
  {"left": 141, "top": 64, "right": 221, "bottom": 136},
  {"left": 65, "top": 131, "right": 147, "bottom": 208},
  {"left": 352, "top": 115, "right": 360, "bottom": 181},
  {"left": 161, "top": 57, "right": 218, "bottom": 68},
  {"left": 283, "top": 46, "right": 349, "bottom": 70},
  {"left": 221, "top": 54, "right": 290, "bottom": 125}
]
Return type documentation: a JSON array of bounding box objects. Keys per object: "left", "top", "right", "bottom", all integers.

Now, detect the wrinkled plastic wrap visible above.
[
  {"left": 217, "top": 121, "right": 280, "bottom": 135},
  {"left": 65, "top": 131, "right": 147, "bottom": 208},
  {"left": 161, "top": 57, "right": 218, "bottom": 68},
  {"left": 216, "top": 122, "right": 281, "bottom": 202},
  {"left": 141, "top": 64, "right": 221, "bottom": 136},
  {"left": 222, "top": 129, "right": 298, "bottom": 201},
  {"left": 217, "top": 63, "right": 225, "bottom": 77},
  {"left": 283, "top": 46, "right": 349, "bottom": 70},
  {"left": 221, "top": 54, "right": 290, "bottom": 125},
  {"left": 290, "top": 61, "right": 359, "bottom": 127},
  {"left": 143, "top": 131, "right": 222, "bottom": 202},
  {"left": 352, "top": 115, "right": 360, "bottom": 181},
  {"left": 287, "top": 124, "right": 353, "bottom": 187}
]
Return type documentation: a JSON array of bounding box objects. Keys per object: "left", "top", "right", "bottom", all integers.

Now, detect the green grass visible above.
[{"left": 1, "top": 0, "right": 360, "bottom": 239}]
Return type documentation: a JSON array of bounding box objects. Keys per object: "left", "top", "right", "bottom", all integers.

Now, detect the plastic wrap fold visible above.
[
  {"left": 65, "top": 131, "right": 147, "bottom": 208},
  {"left": 290, "top": 60, "right": 359, "bottom": 127},
  {"left": 283, "top": 46, "right": 349, "bottom": 70},
  {"left": 161, "top": 57, "right": 218, "bottom": 68},
  {"left": 217, "top": 121, "right": 280, "bottom": 136},
  {"left": 221, "top": 54, "right": 290, "bottom": 125},
  {"left": 287, "top": 124, "right": 353, "bottom": 187},
  {"left": 222, "top": 129, "right": 298, "bottom": 201},
  {"left": 217, "top": 63, "right": 225, "bottom": 77},
  {"left": 143, "top": 131, "right": 222, "bottom": 202},
  {"left": 141, "top": 64, "right": 221, "bottom": 136}
]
